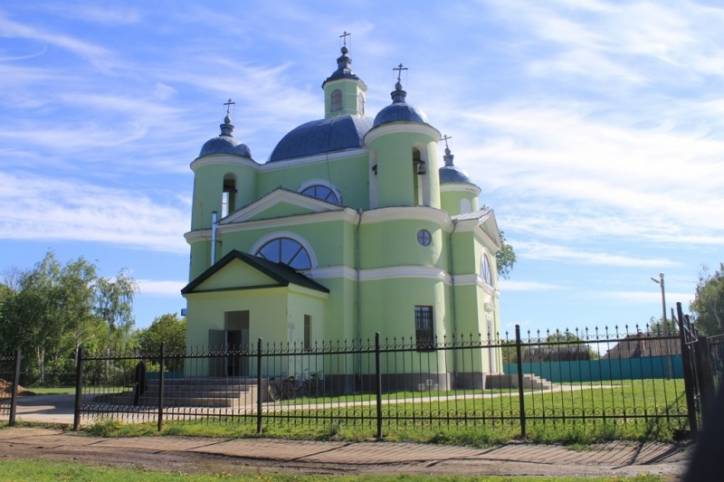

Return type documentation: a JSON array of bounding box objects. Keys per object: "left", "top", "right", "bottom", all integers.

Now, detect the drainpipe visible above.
[{"left": 210, "top": 211, "right": 218, "bottom": 265}]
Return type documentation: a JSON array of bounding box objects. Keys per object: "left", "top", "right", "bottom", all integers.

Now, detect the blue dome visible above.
[
  {"left": 372, "top": 102, "right": 427, "bottom": 128},
  {"left": 269, "top": 115, "right": 372, "bottom": 163},
  {"left": 199, "top": 135, "right": 252, "bottom": 158},
  {"left": 439, "top": 165, "right": 472, "bottom": 184}
]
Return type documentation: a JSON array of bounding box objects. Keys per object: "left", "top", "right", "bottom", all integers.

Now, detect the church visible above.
[{"left": 181, "top": 38, "right": 503, "bottom": 387}]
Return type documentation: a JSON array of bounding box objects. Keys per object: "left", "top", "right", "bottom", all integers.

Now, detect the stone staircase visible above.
[
  {"left": 485, "top": 373, "right": 554, "bottom": 390},
  {"left": 96, "top": 377, "right": 266, "bottom": 408}
]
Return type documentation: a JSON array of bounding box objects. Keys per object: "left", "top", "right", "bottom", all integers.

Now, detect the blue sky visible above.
[{"left": 1, "top": 1, "right": 722, "bottom": 335}]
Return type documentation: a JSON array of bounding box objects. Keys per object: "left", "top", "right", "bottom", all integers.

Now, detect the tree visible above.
[
  {"left": 137, "top": 313, "right": 187, "bottom": 355},
  {"left": 496, "top": 230, "right": 516, "bottom": 279},
  {"left": 0, "top": 251, "right": 138, "bottom": 385},
  {"left": 137, "top": 313, "right": 187, "bottom": 372},
  {"left": 691, "top": 264, "right": 724, "bottom": 336}
]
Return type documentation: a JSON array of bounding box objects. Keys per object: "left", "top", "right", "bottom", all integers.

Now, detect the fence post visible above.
[
  {"left": 8, "top": 349, "right": 21, "bottom": 426},
  {"left": 676, "top": 302, "right": 698, "bottom": 435},
  {"left": 256, "top": 338, "right": 263, "bottom": 434},
  {"left": 515, "top": 325, "right": 526, "bottom": 438},
  {"left": 73, "top": 346, "right": 84, "bottom": 431},
  {"left": 157, "top": 342, "right": 165, "bottom": 432},
  {"left": 694, "top": 336, "right": 715, "bottom": 426},
  {"left": 375, "top": 332, "right": 383, "bottom": 440}
]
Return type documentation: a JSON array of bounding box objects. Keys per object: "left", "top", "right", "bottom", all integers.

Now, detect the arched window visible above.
[
  {"left": 221, "top": 173, "right": 237, "bottom": 217},
  {"left": 481, "top": 254, "right": 493, "bottom": 287},
  {"left": 357, "top": 92, "right": 365, "bottom": 115},
  {"left": 255, "top": 237, "right": 312, "bottom": 271},
  {"left": 331, "top": 89, "right": 342, "bottom": 112},
  {"left": 459, "top": 198, "right": 471, "bottom": 214},
  {"left": 300, "top": 184, "right": 341, "bottom": 205}
]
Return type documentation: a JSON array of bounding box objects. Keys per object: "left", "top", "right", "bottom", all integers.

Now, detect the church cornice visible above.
[
  {"left": 260, "top": 147, "right": 367, "bottom": 171},
  {"left": 364, "top": 122, "right": 441, "bottom": 145},
  {"left": 190, "top": 154, "right": 260, "bottom": 172},
  {"left": 440, "top": 183, "right": 481, "bottom": 195}
]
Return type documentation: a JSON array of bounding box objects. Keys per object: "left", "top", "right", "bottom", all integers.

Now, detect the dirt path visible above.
[{"left": 0, "top": 427, "right": 690, "bottom": 478}]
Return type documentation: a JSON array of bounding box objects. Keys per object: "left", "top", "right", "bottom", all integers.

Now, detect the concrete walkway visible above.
[{"left": 0, "top": 427, "right": 690, "bottom": 478}]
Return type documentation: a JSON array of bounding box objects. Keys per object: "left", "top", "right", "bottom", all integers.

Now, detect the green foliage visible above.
[
  {"left": 495, "top": 230, "right": 516, "bottom": 279},
  {"left": 137, "top": 313, "right": 187, "bottom": 355},
  {"left": 691, "top": 263, "right": 724, "bottom": 335},
  {"left": 0, "top": 251, "right": 138, "bottom": 385}
]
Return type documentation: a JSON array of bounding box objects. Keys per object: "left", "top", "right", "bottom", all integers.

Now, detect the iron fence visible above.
[
  {"left": 74, "top": 324, "right": 692, "bottom": 438},
  {"left": 0, "top": 351, "right": 20, "bottom": 425}
]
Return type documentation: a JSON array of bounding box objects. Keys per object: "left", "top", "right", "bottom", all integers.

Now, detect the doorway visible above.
[{"left": 208, "top": 310, "right": 249, "bottom": 377}]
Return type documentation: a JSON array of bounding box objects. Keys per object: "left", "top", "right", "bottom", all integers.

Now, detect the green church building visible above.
[{"left": 181, "top": 42, "right": 503, "bottom": 388}]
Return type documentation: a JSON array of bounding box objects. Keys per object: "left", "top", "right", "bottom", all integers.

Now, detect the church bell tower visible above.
[{"left": 322, "top": 32, "right": 367, "bottom": 118}]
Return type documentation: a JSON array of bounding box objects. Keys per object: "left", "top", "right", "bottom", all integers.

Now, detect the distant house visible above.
[{"left": 604, "top": 334, "right": 681, "bottom": 359}]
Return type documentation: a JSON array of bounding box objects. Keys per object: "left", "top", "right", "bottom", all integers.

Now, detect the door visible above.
[
  {"left": 208, "top": 329, "right": 226, "bottom": 377},
  {"left": 225, "top": 311, "right": 250, "bottom": 376}
]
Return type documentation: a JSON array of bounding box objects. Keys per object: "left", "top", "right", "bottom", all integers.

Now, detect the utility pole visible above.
[{"left": 650, "top": 273, "right": 666, "bottom": 324}]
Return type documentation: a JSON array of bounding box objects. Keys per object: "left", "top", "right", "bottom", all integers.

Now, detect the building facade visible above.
[{"left": 182, "top": 43, "right": 503, "bottom": 387}]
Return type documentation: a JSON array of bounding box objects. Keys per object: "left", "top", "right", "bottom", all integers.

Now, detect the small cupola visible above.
[
  {"left": 323, "top": 32, "right": 367, "bottom": 118},
  {"left": 438, "top": 135, "right": 474, "bottom": 185},
  {"left": 372, "top": 63, "right": 428, "bottom": 128},
  {"left": 198, "top": 99, "right": 253, "bottom": 159}
]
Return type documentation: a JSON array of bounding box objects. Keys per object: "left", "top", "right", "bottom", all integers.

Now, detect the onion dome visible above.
[
  {"left": 269, "top": 115, "right": 372, "bottom": 162},
  {"left": 199, "top": 113, "right": 252, "bottom": 159},
  {"left": 439, "top": 142, "right": 474, "bottom": 184},
  {"left": 372, "top": 78, "right": 428, "bottom": 128}
]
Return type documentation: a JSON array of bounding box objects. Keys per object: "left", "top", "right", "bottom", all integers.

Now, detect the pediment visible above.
[{"left": 221, "top": 189, "right": 342, "bottom": 224}]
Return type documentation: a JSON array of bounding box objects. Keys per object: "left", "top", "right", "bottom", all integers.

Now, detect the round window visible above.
[{"left": 417, "top": 229, "right": 432, "bottom": 246}]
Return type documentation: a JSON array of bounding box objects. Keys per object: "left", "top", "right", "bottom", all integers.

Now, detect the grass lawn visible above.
[
  {"left": 24, "top": 386, "right": 76, "bottom": 395},
  {"left": 0, "top": 459, "right": 664, "bottom": 481},
  {"left": 83, "top": 378, "right": 690, "bottom": 445}
]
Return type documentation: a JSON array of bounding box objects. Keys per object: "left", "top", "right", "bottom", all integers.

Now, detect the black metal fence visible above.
[
  {"left": 2, "top": 302, "right": 721, "bottom": 441},
  {"left": 0, "top": 351, "right": 20, "bottom": 426},
  {"left": 71, "top": 324, "right": 696, "bottom": 439}
]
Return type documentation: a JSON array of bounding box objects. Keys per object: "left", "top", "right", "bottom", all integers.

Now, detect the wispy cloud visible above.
[
  {"left": 597, "top": 290, "right": 694, "bottom": 304},
  {"left": 498, "top": 280, "right": 564, "bottom": 291},
  {"left": 137, "top": 279, "right": 185, "bottom": 296},
  {"left": 514, "top": 241, "right": 679, "bottom": 268},
  {"left": 0, "top": 172, "right": 188, "bottom": 253},
  {"left": 0, "top": 10, "right": 115, "bottom": 69}
]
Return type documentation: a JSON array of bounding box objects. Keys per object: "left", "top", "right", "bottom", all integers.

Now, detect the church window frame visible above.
[
  {"left": 299, "top": 180, "right": 342, "bottom": 205},
  {"left": 414, "top": 305, "right": 435, "bottom": 351},
  {"left": 417, "top": 229, "right": 432, "bottom": 247},
  {"left": 331, "top": 89, "right": 343, "bottom": 112},
  {"left": 357, "top": 92, "right": 365, "bottom": 115},
  {"left": 251, "top": 231, "right": 317, "bottom": 271},
  {"left": 459, "top": 198, "right": 472, "bottom": 214},
  {"left": 221, "top": 173, "right": 237, "bottom": 218},
  {"left": 481, "top": 254, "right": 494, "bottom": 287}
]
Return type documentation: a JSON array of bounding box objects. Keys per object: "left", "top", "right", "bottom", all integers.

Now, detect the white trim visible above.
[
  {"left": 440, "top": 183, "right": 481, "bottom": 195},
  {"left": 222, "top": 189, "right": 341, "bottom": 224},
  {"left": 298, "top": 179, "right": 343, "bottom": 205},
  {"left": 453, "top": 274, "right": 496, "bottom": 294},
  {"left": 359, "top": 266, "right": 451, "bottom": 284},
  {"left": 261, "top": 148, "right": 367, "bottom": 171},
  {"left": 364, "top": 123, "right": 441, "bottom": 145},
  {"left": 185, "top": 230, "right": 211, "bottom": 243},
  {"left": 249, "top": 231, "right": 319, "bottom": 269},
  {"left": 323, "top": 78, "right": 368, "bottom": 92},
  {"left": 363, "top": 206, "right": 452, "bottom": 230},
  {"left": 190, "top": 155, "right": 258, "bottom": 172},
  {"left": 216, "top": 209, "right": 358, "bottom": 236}
]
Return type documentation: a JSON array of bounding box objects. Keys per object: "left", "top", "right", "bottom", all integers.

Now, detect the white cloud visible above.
[
  {"left": 0, "top": 172, "right": 188, "bottom": 253},
  {"left": 137, "top": 279, "right": 185, "bottom": 296},
  {"left": 0, "top": 11, "right": 115, "bottom": 69},
  {"left": 498, "top": 280, "right": 564, "bottom": 291},
  {"left": 598, "top": 290, "right": 694, "bottom": 304},
  {"left": 514, "top": 241, "right": 679, "bottom": 268}
]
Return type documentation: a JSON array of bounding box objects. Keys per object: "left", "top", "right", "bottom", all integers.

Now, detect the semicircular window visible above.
[
  {"left": 255, "top": 237, "right": 312, "bottom": 271},
  {"left": 300, "top": 184, "right": 341, "bottom": 205}
]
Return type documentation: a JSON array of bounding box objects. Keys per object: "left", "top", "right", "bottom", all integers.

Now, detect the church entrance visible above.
[{"left": 209, "top": 311, "right": 249, "bottom": 377}]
